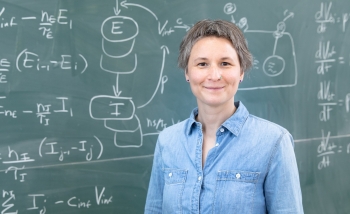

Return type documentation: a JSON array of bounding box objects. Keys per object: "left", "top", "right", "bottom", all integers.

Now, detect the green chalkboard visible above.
[{"left": 0, "top": 0, "right": 350, "bottom": 213}]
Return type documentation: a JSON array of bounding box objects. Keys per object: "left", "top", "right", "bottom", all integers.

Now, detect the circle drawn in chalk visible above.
[
  {"left": 223, "top": 3, "right": 236, "bottom": 14},
  {"left": 263, "top": 55, "right": 285, "bottom": 77},
  {"left": 101, "top": 16, "right": 139, "bottom": 42},
  {"left": 276, "top": 22, "right": 286, "bottom": 32},
  {"left": 273, "top": 22, "right": 286, "bottom": 39}
]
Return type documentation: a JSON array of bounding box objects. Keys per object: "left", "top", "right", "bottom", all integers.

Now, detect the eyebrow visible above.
[
  {"left": 193, "top": 57, "right": 208, "bottom": 62},
  {"left": 193, "top": 57, "right": 234, "bottom": 61},
  {"left": 219, "top": 57, "right": 234, "bottom": 61}
]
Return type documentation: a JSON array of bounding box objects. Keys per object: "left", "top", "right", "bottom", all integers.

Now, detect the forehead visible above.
[{"left": 190, "top": 36, "right": 238, "bottom": 58}]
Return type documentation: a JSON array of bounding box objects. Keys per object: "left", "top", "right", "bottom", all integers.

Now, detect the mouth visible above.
[{"left": 204, "top": 86, "right": 225, "bottom": 90}]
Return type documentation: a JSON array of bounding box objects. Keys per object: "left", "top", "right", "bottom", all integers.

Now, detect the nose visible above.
[{"left": 208, "top": 65, "right": 221, "bottom": 81}]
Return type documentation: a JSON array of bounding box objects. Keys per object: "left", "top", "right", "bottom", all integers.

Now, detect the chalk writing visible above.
[
  {"left": 315, "top": 2, "right": 350, "bottom": 33},
  {"left": 1, "top": 187, "right": 113, "bottom": 212},
  {"left": 2, "top": 190, "right": 17, "bottom": 214},
  {"left": 0, "top": 97, "right": 73, "bottom": 125},
  {"left": 39, "top": 137, "right": 103, "bottom": 162},
  {"left": 0, "top": 6, "right": 72, "bottom": 39},
  {"left": 16, "top": 49, "right": 88, "bottom": 74},
  {"left": 39, "top": 9, "right": 72, "bottom": 39},
  {"left": 313, "top": 1, "right": 350, "bottom": 170}
]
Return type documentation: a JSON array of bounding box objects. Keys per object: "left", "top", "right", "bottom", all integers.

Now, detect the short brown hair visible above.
[{"left": 178, "top": 19, "right": 252, "bottom": 73}]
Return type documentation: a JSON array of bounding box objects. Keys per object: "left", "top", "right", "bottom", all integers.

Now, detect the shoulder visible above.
[
  {"left": 245, "top": 114, "right": 293, "bottom": 146},
  {"left": 229, "top": 101, "right": 288, "bottom": 140},
  {"left": 248, "top": 114, "right": 288, "bottom": 133}
]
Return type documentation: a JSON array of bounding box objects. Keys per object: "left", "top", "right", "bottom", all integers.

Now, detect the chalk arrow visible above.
[
  {"left": 113, "top": 74, "right": 122, "bottom": 97},
  {"left": 113, "top": 86, "right": 122, "bottom": 97},
  {"left": 120, "top": 1, "right": 158, "bottom": 20},
  {"left": 174, "top": 24, "right": 191, "bottom": 31},
  {"left": 120, "top": 0, "right": 168, "bottom": 35},
  {"left": 114, "top": 0, "right": 121, "bottom": 15},
  {"left": 138, "top": 46, "right": 169, "bottom": 109},
  {"left": 283, "top": 10, "right": 294, "bottom": 22},
  {"left": 161, "top": 45, "right": 170, "bottom": 54},
  {"left": 185, "top": 25, "right": 191, "bottom": 31}
]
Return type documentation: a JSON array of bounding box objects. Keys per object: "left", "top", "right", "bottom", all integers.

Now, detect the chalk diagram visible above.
[
  {"left": 89, "top": 1, "right": 169, "bottom": 148},
  {"left": 224, "top": 3, "right": 298, "bottom": 90}
]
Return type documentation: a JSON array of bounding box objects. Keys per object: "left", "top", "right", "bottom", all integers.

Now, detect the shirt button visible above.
[
  {"left": 169, "top": 173, "right": 172, "bottom": 177},
  {"left": 220, "top": 128, "right": 225, "bottom": 132},
  {"left": 215, "top": 143, "right": 219, "bottom": 147},
  {"left": 236, "top": 173, "right": 241, "bottom": 179},
  {"left": 198, "top": 176, "right": 202, "bottom": 181}
]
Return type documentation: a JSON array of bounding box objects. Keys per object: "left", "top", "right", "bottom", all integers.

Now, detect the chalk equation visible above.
[
  {"left": 317, "top": 130, "right": 350, "bottom": 170},
  {"left": 16, "top": 49, "right": 88, "bottom": 73},
  {"left": 0, "top": 50, "right": 87, "bottom": 85},
  {"left": 2, "top": 186, "right": 112, "bottom": 213},
  {"left": 0, "top": 7, "right": 72, "bottom": 39},
  {"left": 315, "top": 41, "right": 349, "bottom": 75},
  {"left": 0, "top": 96, "right": 73, "bottom": 126},
  {"left": 315, "top": 2, "right": 350, "bottom": 33},
  {"left": 317, "top": 82, "right": 350, "bottom": 122},
  {"left": 310, "top": 1, "right": 350, "bottom": 171},
  {"left": 313, "top": 3, "right": 350, "bottom": 122},
  {"left": 0, "top": 136, "right": 103, "bottom": 182}
]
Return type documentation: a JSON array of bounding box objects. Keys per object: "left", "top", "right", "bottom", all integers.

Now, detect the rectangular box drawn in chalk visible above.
[
  {"left": 239, "top": 31, "right": 298, "bottom": 90},
  {"left": 89, "top": 95, "right": 135, "bottom": 120}
]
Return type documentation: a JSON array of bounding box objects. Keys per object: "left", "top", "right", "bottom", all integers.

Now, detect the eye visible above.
[
  {"left": 221, "top": 62, "right": 231, "bottom": 66},
  {"left": 197, "top": 62, "right": 208, "bottom": 67}
]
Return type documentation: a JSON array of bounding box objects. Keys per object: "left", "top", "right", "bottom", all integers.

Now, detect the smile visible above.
[{"left": 204, "top": 86, "right": 225, "bottom": 90}]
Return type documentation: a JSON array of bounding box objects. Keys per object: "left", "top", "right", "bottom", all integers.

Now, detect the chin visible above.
[{"left": 201, "top": 100, "right": 231, "bottom": 107}]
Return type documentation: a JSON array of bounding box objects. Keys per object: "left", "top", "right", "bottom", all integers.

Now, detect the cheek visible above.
[
  {"left": 187, "top": 72, "right": 203, "bottom": 84},
  {"left": 190, "top": 76, "right": 202, "bottom": 83},
  {"left": 227, "top": 75, "right": 240, "bottom": 84}
]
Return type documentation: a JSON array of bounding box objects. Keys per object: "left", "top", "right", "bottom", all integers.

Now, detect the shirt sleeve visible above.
[
  {"left": 144, "top": 139, "right": 164, "bottom": 214},
  {"left": 264, "top": 132, "right": 304, "bottom": 214}
]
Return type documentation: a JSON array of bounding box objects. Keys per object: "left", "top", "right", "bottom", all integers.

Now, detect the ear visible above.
[
  {"left": 240, "top": 70, "right": 245, "bottom": 81},
  {"left": 185, "top": 69, "right": 189, "bottom": 80}
]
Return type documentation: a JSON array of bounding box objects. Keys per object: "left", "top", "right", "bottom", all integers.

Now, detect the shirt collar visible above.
[{"left": 185, "top": 101, "right": 249, "bottom": 136}]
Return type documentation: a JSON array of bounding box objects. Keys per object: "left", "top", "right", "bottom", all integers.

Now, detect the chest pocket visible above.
[
  {"left": 162, "top": 168, "right": 187, "bottom": 214},
  {"left": 214, "top": 170, "right": 260, "bottom": 214}
]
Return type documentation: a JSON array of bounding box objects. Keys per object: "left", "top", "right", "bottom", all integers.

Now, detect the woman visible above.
[{"left": 145, "top": 19, "right": 303, "bottom": 213}]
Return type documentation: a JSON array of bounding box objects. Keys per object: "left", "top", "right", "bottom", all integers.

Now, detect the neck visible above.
[{"left": 196, "top": 101, "right": 237, "bottom": 134}]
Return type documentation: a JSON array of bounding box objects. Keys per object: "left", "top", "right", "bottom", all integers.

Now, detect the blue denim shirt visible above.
[{"left": 145, "top": 102, "right": 303, "bottom": 214}]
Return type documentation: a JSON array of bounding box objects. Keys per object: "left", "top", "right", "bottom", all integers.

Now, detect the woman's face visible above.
[{"left": 186, "top": 36, "right": 244, "bottom": 109}]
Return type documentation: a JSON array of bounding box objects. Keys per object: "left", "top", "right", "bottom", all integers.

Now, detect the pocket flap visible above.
[
  {"left": 217, "top": 170, "right": 259, "bottom": 183},
  {"left": 163, "top": 168, "right": 188, "bottom": 185}
]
